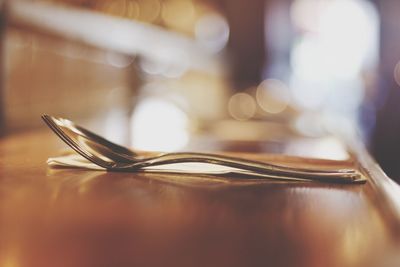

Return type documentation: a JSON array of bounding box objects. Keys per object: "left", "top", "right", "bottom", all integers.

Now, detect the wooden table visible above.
[{"left": 1, "top": 130, "right": 400, "bottom": 267}]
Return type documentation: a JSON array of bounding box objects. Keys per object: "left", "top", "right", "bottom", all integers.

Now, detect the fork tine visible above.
[{"left": 42, "top": 115, "right": 112, "bottom": 169}]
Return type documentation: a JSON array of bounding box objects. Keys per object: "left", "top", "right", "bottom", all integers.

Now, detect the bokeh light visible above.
[
  {"left": 195, "top": 13, "right": 229, "bottom": 53},
  {"left": 256, "top": 79, "right": 290, "bottom": 114},
  {"left": 131, "top": 98, "right": 189, "bottom": 151},
  {"left": 289, "top": 0, "right": 378, "bottom": 136},
  {"left": 228, "top": 93, "right": 256, "bottom": 121}
]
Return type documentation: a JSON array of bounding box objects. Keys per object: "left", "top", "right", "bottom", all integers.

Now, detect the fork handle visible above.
[{"left": 125, "top": 152, "right": 361, "bottom": 181}]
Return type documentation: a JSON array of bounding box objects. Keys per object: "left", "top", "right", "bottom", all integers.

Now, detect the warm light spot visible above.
[
  {"left": 256, "top": 79, "right": 290, "bottom": 114},
  {"left": 195, "top": 13, "right": 229, "bottom": 53},
  {"left": 228, "top": 93, "right": 256, "bottom": 121},
  {"left": 131, "top": 98, "right": 189, "bottom": 151}
]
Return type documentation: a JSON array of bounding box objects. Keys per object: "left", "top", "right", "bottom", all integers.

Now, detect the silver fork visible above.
[{"left": 42, "top": 114, "right": 364, "bottom": 183}]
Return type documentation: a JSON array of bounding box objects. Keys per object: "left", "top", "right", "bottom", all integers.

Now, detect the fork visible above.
[{"left": 42, "top": 114, "right": 364, "bottom": 183}]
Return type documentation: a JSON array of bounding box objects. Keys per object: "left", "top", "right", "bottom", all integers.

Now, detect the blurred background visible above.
[{"left": 0, "top": 0, "right": 399, "bottom": 181}]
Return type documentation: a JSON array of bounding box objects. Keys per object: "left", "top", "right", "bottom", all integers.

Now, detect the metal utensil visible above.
[{"left": 42, "top": 114, "right": 364, "bottom": 183}]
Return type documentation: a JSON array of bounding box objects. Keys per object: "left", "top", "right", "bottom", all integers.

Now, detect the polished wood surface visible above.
[{"left": 1, "top": 130, "right": 400, "bottom": 267}]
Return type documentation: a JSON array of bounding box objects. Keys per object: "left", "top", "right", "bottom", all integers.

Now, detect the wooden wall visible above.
[{"left": 2, "top": 28, "right": 138, "bottom": 133}]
